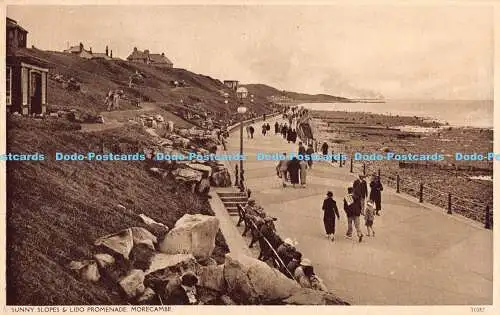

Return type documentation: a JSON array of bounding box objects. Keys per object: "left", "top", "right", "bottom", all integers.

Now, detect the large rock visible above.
[
  {"left": 171, "top": 167, "right": 203, "bottom": 182},
  {"left": 130, "top": 227, "right": 158, "bottom": 251},
  {"left": 138, "top": 214, "right": 169, "bottom": 237},
  {"left": 145, "top": 253, "right": 197, "bottom": 275},
  {"left": 211, "top": 169, "right": 231, "bottom": 187},
  {"left": 68, "top": 260, "right": 100, "bottom": 282},
  {"left": 93, "top": 253, "right": 115, "bottom": 269},
  {"left": 283, "top": 288, "right": 349, "bottom": 305},
  {"left": 198, "top": 264, "right": 226, "bottom": 292},
  {"left": 223, "top": 253, "right": 300, "bottom": 304},
  {"left": 119, "top": 269, "right": 146, "bottom": 300},
  {"left": 159, "top": 214, "right": 219, "bottom": 260},
  {"left": 137, "top": 287, "right": 157, "bottom": 304},
  {"left": 94, "top": 229, "right": 134, "bottom": 260}
]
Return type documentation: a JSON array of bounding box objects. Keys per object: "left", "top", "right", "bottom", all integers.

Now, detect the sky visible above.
[{"left": 6, "top": 4, "right": 494, "bottom": 100}]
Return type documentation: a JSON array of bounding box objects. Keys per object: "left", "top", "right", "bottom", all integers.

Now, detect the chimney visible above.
[
  {"left": 134, "top": 47, "right": 137, "bottom": 52},
  {"left": 90, "top": 47, "right": 92, "bottom": 53},
  {"left": 110, "top": 50, "right": 113, "bottom": 58},
  {"left": 162, "top": 52, "right": 165, "bottom": 56},
  {"left": 79, "top": 42, "right": 83, "bottom": 51},
  {"left": 106, "top": 45, "right": 109, "bottom": 56},
  {"left": 144, "top": 49, "right": 150, "bottom": 55}
]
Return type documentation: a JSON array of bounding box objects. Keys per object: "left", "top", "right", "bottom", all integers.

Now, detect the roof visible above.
[
  {"left": 127, "top": 49, "right": 148, "bottom": 60},
  {"left": 7, "top": 17, "right": 28, "bottom": 33},
  {"left": 6, "top": 48, "right": 50, "bottom": 69},
  {"left": 149, "top": 53, "right": 173, "bottom": 65},
  {"left": 64, "top": 45, "right": 81, "bottom": 53}
]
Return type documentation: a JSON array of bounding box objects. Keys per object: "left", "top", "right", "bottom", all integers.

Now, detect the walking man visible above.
[
  {"left": 353, "top": 174, "right": 368, "bottom": 214},
  {"left": 276, "top": 153, "right": 289, "bottom": 188},
  {"left": 369, "top": 175, "right": 384, "bottom": 215},
  {"left": 322, "top": 191, "right": 340, "bottom": 241},
  {"left": 249, "top": 125, "right": 255, "bottom": 139},
  {"left": 344, "top": 187, "right": 363, "bottom": 242}
]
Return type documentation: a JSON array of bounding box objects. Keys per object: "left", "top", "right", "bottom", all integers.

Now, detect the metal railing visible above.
[{"left": 344, "top": 157, "right": 493, "bottom": 229}]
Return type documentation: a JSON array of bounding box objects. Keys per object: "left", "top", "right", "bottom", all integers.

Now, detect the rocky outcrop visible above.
[
  {"left": 223, "top": 253, "right": 300, "bottom": 304},
  {"left": 119, "top": 269, "right": 146, "bottom": 299},
  {"left": 159, "top": 214, "right": 219, "bottom": 260},
  {"left": 283, "top": 288, "right": 350, "bottom": 305}
]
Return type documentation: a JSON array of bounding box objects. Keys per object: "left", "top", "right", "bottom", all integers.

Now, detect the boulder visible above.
[
  {"left": 137, "top": 287, "right": 157, "bottom": 304},
  {"left": 138, "top": 214, "right": 169, "bottom": 237},
  {"left": 119, "top": 269, "right": 146, "bottom": 300},
  {"left": 283, "top": 288, "right": 349, "bottom": 305},
  {"left": 187, "top": 163, "right": 212, "bottom": 176},
  {"left": 198, "top": 264, "right": 226, "bottom": 292},
  {"left": 145, "top": 253, "right": 197, "bottom": 275},
  {"left": 68, "top": 260, "right": 100, "bottom": 282},
  {"left": 159, "top": 214, "right": 220, "bottom": 260},
  {"left": 94, "top": 228, "right": 134, "bottom": 260},
  {"left": 130, "top": 227, "right": 158, "bottom": 251},
  {"left": 171, "top": 168, "right": 203, "bottom": 182},
  {"left": 93, "top": 253, "right": 115, "bottom": 269},
  {"left": 223, "top": 253, "right": 300, "bottom": 304},
  {"left": 220, "top": 295, "right": 237, "bottom": 305},
  {"left": 211, "top": 169, "right": 231, "bottom": 187}
]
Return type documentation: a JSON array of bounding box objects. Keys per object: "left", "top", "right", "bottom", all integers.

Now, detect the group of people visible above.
[
  {"left": 321, "top": 174, "right": 384, "bottom": 242},
  {"left": 261, "top": 123, "right": 271, "bottom": 136},
  {"left": 243, "top": 199, "right": 328, "bottom": 292},
  {"left": 275, "top": 142, "right": 316, "bottom": 188},
  {"left": 104, "top": 89, "right": 123, "bottom": 111}
]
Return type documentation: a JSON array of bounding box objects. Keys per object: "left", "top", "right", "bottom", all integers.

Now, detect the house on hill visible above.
[
  {"left": 6, "top": 17, "right": 49, "bottom": 115},
  {"left": 63, "top": 42, "right": 93, "bottom": 59},
  {"left": 127, "top": 47, "right": 173, "bottom": 68},
  {"left": 223, "top": 80, "right": 239, "bottom": 91}
]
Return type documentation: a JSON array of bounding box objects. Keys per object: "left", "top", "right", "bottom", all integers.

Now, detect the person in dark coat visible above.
[
  {"left": 248, "top": 125, "right": 255, "bottom": 139},
  {"left": 281, "top": 125, "right": 288, "bottom": 139},
  {"left": 321, "top": 142, "right": 329, "bottom": 156},
  {"left": 305, "top": 144, "right": 314, "bottom": 168},
  {"left": 286, "top": 251, "right": 302, "bottom": 278},
  {"left": 262, "top": 124, "right": 267, "bottom": 136},
  {"left": 287, "top": 127, "right": 293, "bottom": 143},
  {"left": 344, "top": 187, "right": 363, "bottom": 242},
  {"left": 369, "top": 175, "right": 384, "bottom": 215},
  {"left": 353, "top": 174, "right": 368, "bottom": 213},
  {"left": 298, "top": 142, "right": 306, "bottom": 157},
  {"left": 266, "top": 123, "right": 271, "bottom": 132},
  {"left": 291, "top": 129, "right": 297, "bottom": 143},
  {"left": 287, "top": 157, "right": 301, "bottom": 188},
  {"left": 165, "top": 272, "right": 200, "bottom": 305},
  {"left": 274, "top": 122, "right": 279, "bottom": 134},
  {"left": 322, "top": 191, "right": 340, "bottom": 241}
]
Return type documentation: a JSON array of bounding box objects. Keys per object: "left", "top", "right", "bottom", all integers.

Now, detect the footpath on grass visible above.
[{"left": 223, "top": 116, "right": 493, "bottom": 305}]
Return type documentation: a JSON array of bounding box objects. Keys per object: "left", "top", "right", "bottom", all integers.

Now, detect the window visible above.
[{"left": 6, "top": 66, "right": 12, "bottom": 105}]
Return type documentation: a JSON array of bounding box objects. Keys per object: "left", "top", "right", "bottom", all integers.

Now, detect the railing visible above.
[{"left": 344, "top": 157, "right": 493, "bottom": 229}]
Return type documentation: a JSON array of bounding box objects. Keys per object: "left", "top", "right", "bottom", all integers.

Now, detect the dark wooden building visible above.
[{"left": 6, "top": 17, "right": 49, "bottom": 115}]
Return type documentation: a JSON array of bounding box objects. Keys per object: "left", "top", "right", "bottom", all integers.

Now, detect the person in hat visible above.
[
  {"left": 165, "top": 271, "right": 200, "bottom": 305},
  {"left": 276, "top": 153, "right": 289, "bottom": 187},
  {"left": 322, "top": 191, "right": 340, "bottom": 241},
  {"left": 353, "top": 174, "right": 368, "bottom": 214},
  {"left": 365, "top": 199, "right": 376, "bottom": 236},
  {"left": 293, "top": 259, "right": 328, "bottom": 291},
  {"left": 369, "top": 175, "right": 384, "bottom": 215},
  {"left": 286, "top": 251, "right": 303, "bottom": 278},
  {"left": 277, "top": 238, "right": 298, "bottom": 266}
]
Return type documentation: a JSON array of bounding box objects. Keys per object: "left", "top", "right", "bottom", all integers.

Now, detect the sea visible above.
[{"left": 300, "top": 99, "right": 493, "bottom": 128}]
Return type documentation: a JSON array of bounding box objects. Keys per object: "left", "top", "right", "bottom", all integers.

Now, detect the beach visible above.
[{"left": 310, "top": 108, "right": 493, "bottom": 223}]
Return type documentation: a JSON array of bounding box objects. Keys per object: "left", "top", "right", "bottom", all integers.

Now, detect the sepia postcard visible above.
[{"left": 1, "top": 0, "right": 498, "bottom": 314}]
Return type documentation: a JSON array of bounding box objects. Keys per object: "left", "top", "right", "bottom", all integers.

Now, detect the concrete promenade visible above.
[{"left": 224, "top": 116, "right": 493, "bottom": 305}]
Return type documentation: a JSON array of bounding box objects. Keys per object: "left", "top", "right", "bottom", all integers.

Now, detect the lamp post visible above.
[{"left": 237, "top": 105, "right": 247, "bottom": 191}]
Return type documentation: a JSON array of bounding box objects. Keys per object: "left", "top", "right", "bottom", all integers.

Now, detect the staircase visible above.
[{"left": 217, "top": 190, "right": 248, "bottom": 216}]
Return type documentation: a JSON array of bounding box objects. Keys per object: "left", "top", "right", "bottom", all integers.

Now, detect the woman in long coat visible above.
[
  {"left": 369, "top": 175, "right": 384, "bottom": 215},
  {"left": 322, "top": 191, "right": 340, "bottom": 241},
  {"left": 287, "top": 157, "right": 301, "bottom": 188},
  {"left": 299, "top": 160, "right": 307, "bottom": 187}
]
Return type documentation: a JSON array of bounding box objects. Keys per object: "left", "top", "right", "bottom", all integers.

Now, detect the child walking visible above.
[{"left": 365, "top": 200, "right": 376, "bottom": 236}]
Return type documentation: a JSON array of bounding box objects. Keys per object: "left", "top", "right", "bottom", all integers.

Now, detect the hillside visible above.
[
  {"left": 19, "top": 48, "right": 277, "bottom": 120},
  {"left": 243, "top": 84, "right": 351, "bottom": 103},
  {"left": 6, "top": 117, "right": 229, "bottom": 305}
]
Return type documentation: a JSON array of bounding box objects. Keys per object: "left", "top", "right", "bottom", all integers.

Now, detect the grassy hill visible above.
[{"left": 6, "top": 117, "right": 228, "bottom": 305}]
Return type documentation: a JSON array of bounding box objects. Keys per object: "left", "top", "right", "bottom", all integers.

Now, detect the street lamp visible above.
[{"left": 237, "top": 105, "right": 247, "bottom": 190}]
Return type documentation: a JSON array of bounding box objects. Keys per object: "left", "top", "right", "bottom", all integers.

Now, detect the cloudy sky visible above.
[{"left": 7, "top": 4, "right": 494, "bottom": 100}]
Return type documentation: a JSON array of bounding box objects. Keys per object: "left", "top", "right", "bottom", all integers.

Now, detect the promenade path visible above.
[{"left": 224, "top": 116, "right": 493, "bottom": 305}]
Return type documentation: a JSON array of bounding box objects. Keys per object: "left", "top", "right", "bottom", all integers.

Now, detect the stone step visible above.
[
  {"left": 222, "top": 201, "right": 247, "bottom": 207},
  {"left": 220, "top": 197, "right": 248, "bottom": 202},
  {"left": 225, "top": 206, "right": 239, "bottom": 213},
  {"left": 217, "top": 192, "right": 247, "bottom": 197}
]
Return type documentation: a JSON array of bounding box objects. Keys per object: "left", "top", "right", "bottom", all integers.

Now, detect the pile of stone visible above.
[
  {"left": 46, "top": 109, "right": 105, "bottom": 123},
  {"left": 68, "top": 213, "right": 346, "bottom": 305}
]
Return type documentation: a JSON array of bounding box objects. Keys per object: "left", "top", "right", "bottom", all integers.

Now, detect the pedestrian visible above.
[
  {"left": 277, "top": 238, "right": 297, "bottom": 266},
  {"left": 299, "top": 159, "right": 307, "bottom": 187},
  {"left": 287, "top": 157, "right": 301, "bottom": 188},
  {"left": 221, "top": 136, "right": 227, "bottom": 151},
  {"left": 249, "top": 125, "right": 255, "bottom": 139},
  {"left": 343, "top": 187, "right": 364, "bottom": 242},
  {"left": 274, "top": 122, "right": 279, "bottom": 134},
  {"left": 287, "top": 127, "right": 293, "bottom": 143},
  {"left": 105, "top": 90, "right": 114, "bottom": 111},
  {"left": 291, "top": 129, "right": 297, "bottom": 143},
  {"left": 298, "top": 142, "right": 306, "bottom": 157},
  {"left": 246, "top": 125, "right": 250, "bottom": 138},
  {"left": 321, "top": 142, "right": 329, "bottom": 156},
  {"left": 276, "top": 153, "right": 289, "bottom": 187},
  {"left": 286, "top": 251, "right": 302, "bottom": 277},
  {"left": 262, "top": 124, "right": 267, "bottom": 136},
  {"left": 281, "top": 125, "right": 288, "bottom": 140},
  {"left": 305, "top": 144, "right": 314, "bottom": 169},
  {"left": 369, "top": 175, "right": 384, "bottom": 215},
  {"left": 365, "top": 199, "right": 376, "bottom": 236},
  {"left": 353, "top": 174, "right": 368, "bottom": 214},
  {"left": 322, "top": 191, "right": 340, "bottom": 241},
  {"left": 266, "top": 123, "right": 271, "bottom": 133}
]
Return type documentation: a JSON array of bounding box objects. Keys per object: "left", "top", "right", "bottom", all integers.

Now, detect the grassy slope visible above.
[
  {"left": 6, "top": 117, "right": 228, "bottom": 305},
  {"left": 20, "top": 49, "right": 277, "bottom": 116}
]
